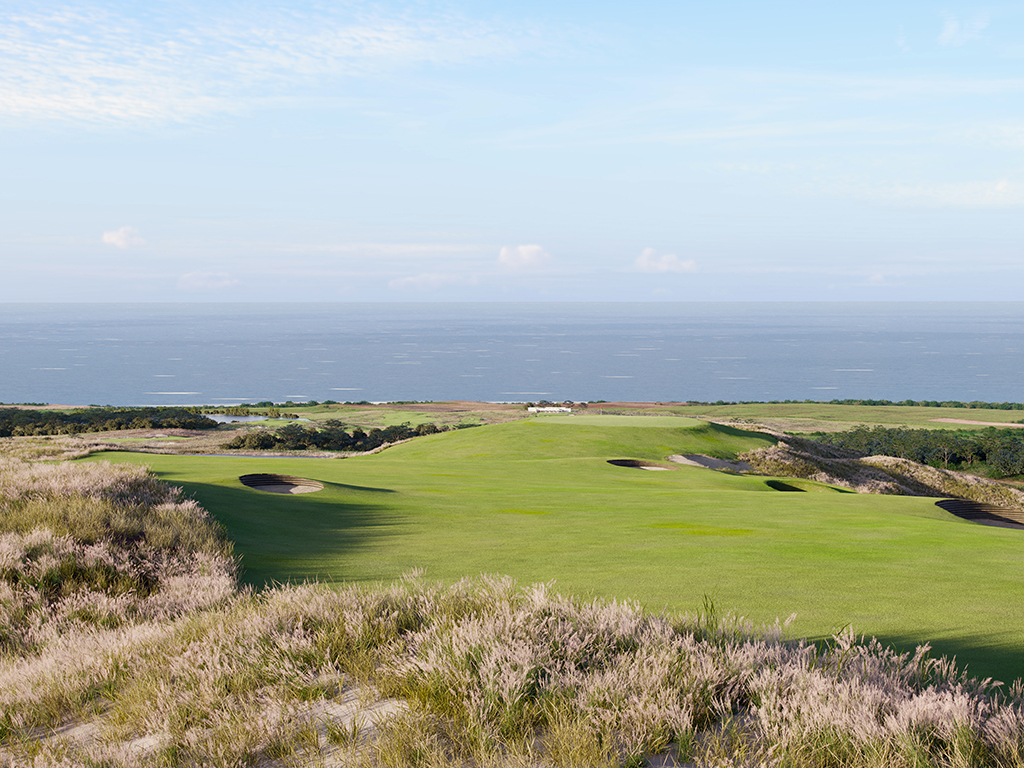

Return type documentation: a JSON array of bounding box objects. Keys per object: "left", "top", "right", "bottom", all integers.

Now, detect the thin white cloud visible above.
[
  {"left": 896, "top": 26, "right": 910, "bottom": 54},
  {"left": 959, "top": 122, "right": 1024, "bottom": 149},
  {"left": 491, "top": 70, "right": 1024, "bottom": 151},
  {"left": 841, "top": 178, "right": 1023, "bottom": 207},
  {"left": 388, "top": 272, "right": 477, "bottom": 291},
  {"left": 635, "top": 248, "right": 696, "bottom": 273},
  {"left": 0, "top": 5, "right": 544, "bottom": 128},
  {"left": 498, "top": 244, "right": 551, "bottom": 271},
  {"left": 938, "top": 13, "right": 989, "bottom": 47},
  {"left": 101, "top": 226, "right": 144, "bottom": 248},
  {"left": 719, "top": 161, "right": 797, "bottom": 174},
  {"left": 275, "top": 242, "right": 485, "bottom": 257},
  {"left": 177, "top": 271, "right": 240, "bottom": 291}
]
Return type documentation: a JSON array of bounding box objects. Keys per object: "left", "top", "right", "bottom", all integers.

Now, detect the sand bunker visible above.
[
  {"left": 239, "top": 473, "right": 324, "bottom": 494},
  {"left": 667, "top": 454, "right": 753, "bottom": 472},
  {"left": 607, "top": 459, "right": 675, "bottom": 471}
]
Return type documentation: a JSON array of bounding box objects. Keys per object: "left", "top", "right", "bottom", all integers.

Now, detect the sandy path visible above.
[{"left": 931, "top": 418, "right": 1024, "bottom": 428}]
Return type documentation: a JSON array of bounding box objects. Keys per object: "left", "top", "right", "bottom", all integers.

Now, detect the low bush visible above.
[
  {"left": 223, "top": 420, "right": 449, "bottom": 452},
  {"left": 810, "top": 425, "right": 1024, "bottom": 477},
  {"left": 0, "top": 407, "right": 218, "bottom": 437}
]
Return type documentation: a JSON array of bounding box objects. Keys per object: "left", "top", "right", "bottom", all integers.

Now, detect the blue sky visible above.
[{"left": 2, "top": 0, "right": 1022, "bottom": 301}]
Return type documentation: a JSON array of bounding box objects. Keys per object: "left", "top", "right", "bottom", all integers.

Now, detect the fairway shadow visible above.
[
  {"left": 811, "top": 631, "right": 1024, "bottom": 685},
  {"left": 701, "top": 422, "right": 780, "bottom": 441},
  {"left": 319, "top": 481, "right": 396, "bottom": 494},
  {"left": 765, "top": 480, "right": 806, "bottom": 492},
  {"left": 607, "top": 458, "right": 676, "bottom": 470},
  {"left": 166, "top": 478, "right": 401, "bottom": 589}
]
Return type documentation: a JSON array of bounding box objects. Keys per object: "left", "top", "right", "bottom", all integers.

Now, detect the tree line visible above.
[
  {"left": 223, "top": 420, "right": 464, "bottom": 452},
  {"left": 810, "top": 425, "right": 1024, "bottom": 477},
  {"left": 0, "top": 407, "right": 219, "bottom": 437}
]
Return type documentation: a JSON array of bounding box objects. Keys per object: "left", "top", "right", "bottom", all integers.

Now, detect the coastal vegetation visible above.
[
  {"left": 0, "top": 407, "right": 217, "bottom": 436},
  {"left": 222, "top": 420, "right": 455, "bottom": 452},
  {"left": 8, "top": 403, "right": 1024, "bottom": 765},
  {"left": 808, "top": 425, "right": 1024, "bottom": 477},
  {"left": 740, "top": 434, "right": 1024, "bottom": 511}
]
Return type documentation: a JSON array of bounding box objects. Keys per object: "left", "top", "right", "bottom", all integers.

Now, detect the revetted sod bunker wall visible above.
[{"left": 239, "top": 473, "right": 324, "bottom": 494}]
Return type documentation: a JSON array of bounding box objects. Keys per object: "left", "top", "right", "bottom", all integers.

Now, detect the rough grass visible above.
[
  {"left": 8, "top": 569, "right": 1024, "bottom": 767},
  {"left": 0, "top": 455, "right": 236, "bottom": 683}
]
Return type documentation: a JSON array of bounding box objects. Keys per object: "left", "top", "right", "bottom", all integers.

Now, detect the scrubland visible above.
[{"left": 6, "top": 428, "right": 1024, "bottom": 767}]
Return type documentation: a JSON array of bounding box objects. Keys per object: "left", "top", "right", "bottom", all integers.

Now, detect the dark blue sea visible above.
[{"left": 1, "top": 303, "right": 1022, "bottom": 406}]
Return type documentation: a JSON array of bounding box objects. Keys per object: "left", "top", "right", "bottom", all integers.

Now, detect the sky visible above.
[{"left": 1, "top": 0, "right": 1023, "bottom": 302}]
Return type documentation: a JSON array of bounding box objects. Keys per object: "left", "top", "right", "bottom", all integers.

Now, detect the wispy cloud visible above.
[
  {"left": 0, "top": 4, "right": 541, "bottom": 128},
  {"left": 490, "top": 71, "right": 1024, "bottom": 151},
  {"left": 938, "top": 13, "right": 989, "bottom": 47},
  {"left": 274, "top": 242, "right": 485, "bottom": 258},
  {"left": 101, "top": 226, "right": 144, "bottom": 248},
  {"left": 840, "top": 178, "right": 1023, "bottom": 207},
  {"left": 635, "top": 248, "right": 696, "bottom": 273},
  {"left": 498, "top": 244, "right": 550, "bottom": 271},
  {"left": 961, "top": 122, "right": 1024, "bottom": 149},
  {"left": 388, "top": 272, "right": 477, "bottom": 291},
  {"left": 896, "top": 26, "right": 910, "bottom": 54},
  {"left": 177, "top": 271, "right": 240, "bottom": 291}
]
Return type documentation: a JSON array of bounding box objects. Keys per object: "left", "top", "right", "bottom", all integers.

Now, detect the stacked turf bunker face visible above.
[{"left": 239, "top": 473, "right": 324, "bottom": 494}]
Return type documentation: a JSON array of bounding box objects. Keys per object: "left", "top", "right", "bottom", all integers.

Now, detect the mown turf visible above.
[
  {"left": 88, "top": 415, "right": 1024, "bottom": 682},
  {"left": 670, "top": 402, "right": 1024, "bottom": 431}
]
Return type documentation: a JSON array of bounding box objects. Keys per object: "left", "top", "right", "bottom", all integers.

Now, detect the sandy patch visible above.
[
  {"left": 256, "top": 689, "right": 407, "bottom": 767},
  {"left": 259, "top": 483, "right": 322, "bottom": 494},
  {"left": 3, "top": 687, "right": 406, "bottom": 768},
  {"left": 667, "top": 454, "right": 753, "bottom": 472}
]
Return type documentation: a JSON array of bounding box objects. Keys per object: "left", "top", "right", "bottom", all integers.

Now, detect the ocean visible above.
[{"left": 1, "top": 302, "right": 1022, "bottom": 406}]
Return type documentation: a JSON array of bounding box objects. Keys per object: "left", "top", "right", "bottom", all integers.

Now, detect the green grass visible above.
[
  {"left": 98, "top": 436, "right": 192, "bottom": 442},
  {"left": 669, "top": 402, "right": 1024, "bottom": 431},
  {"left": 87, "top": 415, "right": 1024, "bottom": 683}
]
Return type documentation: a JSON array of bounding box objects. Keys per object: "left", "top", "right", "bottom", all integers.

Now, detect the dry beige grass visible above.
[{"left": 739, "top": 435, "right": 1024, "bottom": 511}]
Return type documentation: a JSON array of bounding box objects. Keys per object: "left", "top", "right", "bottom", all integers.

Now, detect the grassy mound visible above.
[
  {"left": 391, "top": 415, "right": 775, "bottom": 462},
  {"left": 7, "top": 570, "right": 1024, "bottom": 767}
]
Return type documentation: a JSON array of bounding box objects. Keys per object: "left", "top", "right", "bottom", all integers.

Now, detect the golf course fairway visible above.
[{"left": 88, "top": 415, "right": 1024, "bottom": 683}]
